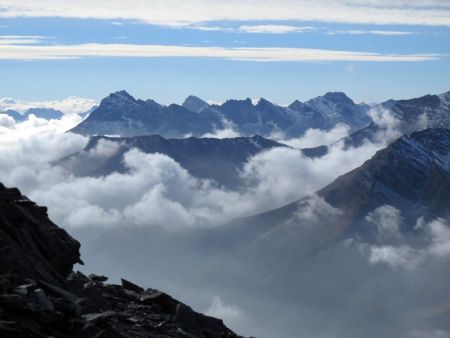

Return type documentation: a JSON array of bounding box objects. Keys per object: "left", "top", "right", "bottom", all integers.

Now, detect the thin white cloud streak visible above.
[
  {"left": 0, "top": 97, "right": 98, "bottom": 114},
  {"left": 331, "top": 30, "right": 416, "bottom": 36},
  {"left": 0, "top": 35, "right": 48, "bottom": 39},
  {"left": 0, "top": 0, "right": 449, "bottom": 27},
  {"left": 0, "top": 43, "right": 440, "bottom": 62},
  {"left": 0, "top": 39, "right": 42, "bottom": 45},
  {"left": 190, "top": 24, "right": 316, "bottom": 34},
  {"left": 0, "top": 35, "right": 49, "bottom": 45},
  {"left": 238, "top": 25, "right": 316, "bottom": 34}
]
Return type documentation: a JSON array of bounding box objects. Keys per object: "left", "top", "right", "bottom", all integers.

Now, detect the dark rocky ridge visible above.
[
  {"left": 58, "top": 134, "right": 288, "bottom": 190},
  {"left": 228, "top": 128, "right": 450, "bottom": 246},
  {"left": 0, "top": 183, "right": 242, "bottom": 338}
]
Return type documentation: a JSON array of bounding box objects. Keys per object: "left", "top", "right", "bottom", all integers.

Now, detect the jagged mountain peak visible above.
[
  {"left": 255, "top": 97, "right": 276, "bottom": 107},
  {"left": 439, "top": 90, "right": 450, "bottom": 103},
  {"left": 182, "top": 95, "right": 209, "bottom": 113},
  {"left": 304, "top": 91, "right": 353, "bottom": 107},
  {"left": 109, "top": 89, "right": 134, "bottom": 99},
  {"left": 101, "top": 90, "right": 138, "bottom": 106},
  {"left": 288, "top": 99, "right": 310, "bottom": 110},
  {"left": 222, "top": 97, "right": 254, "bottom": 106},
  {"left": 322, "top": 92, "right": 354, "bottom": 105}
]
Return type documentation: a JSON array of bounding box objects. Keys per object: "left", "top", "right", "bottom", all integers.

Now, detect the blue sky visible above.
[{"left": 0, "top": 1, "right": 449, "bottom": 104}]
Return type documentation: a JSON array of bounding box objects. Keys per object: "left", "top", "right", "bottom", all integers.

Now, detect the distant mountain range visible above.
[
  {"left": 1, "top": 107, "right": 64, "bottom": 121},
  {"left": 69, "top": 90, "right": 372, "bottom": 138},
  {"left": 69, "top": 90, "right": 450, "bottom": 140},
  {"left": 304, "top": 90, "right": 450, "bottom": 155}
]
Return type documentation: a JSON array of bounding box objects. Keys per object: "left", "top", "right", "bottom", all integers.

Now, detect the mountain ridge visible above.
[
  {"left": 58, "top": 134, "right": 288, "bottom": 190},
  {"left": 69, "top": 90, "right": 372, "bottom": 138}
]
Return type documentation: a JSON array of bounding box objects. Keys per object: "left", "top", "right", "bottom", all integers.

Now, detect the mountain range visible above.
[
  {"left": 1, "top": 107, "right": 64, "bottom": 121},
  {"left": 69, "top": 90, "right": 372, "bottom": 138},
  {"left": 69, "top": 90, "right": 450, "bottom": 140},
  {"left": 302, "top": 90, "right": 450, "bottom": 156}
]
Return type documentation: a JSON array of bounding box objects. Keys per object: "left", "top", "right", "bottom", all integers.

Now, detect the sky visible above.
[{"left": 0, "top": 0, "right": 450, "bottom": 105}]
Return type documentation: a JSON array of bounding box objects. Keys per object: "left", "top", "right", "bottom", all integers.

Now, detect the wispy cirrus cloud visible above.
[
  {"left": 0, "top": 35, "right": 50, "bottom": 45},
  {"left": 329, "top": 30, "right": 416, "bottom": 36},
  {"left": 0, "top": 43, "right": 441, "bottom": 62},
  {"left": 190, "top": 24, "right": 316, "bottom": 34},
  {"left": 238, "top": 25, "right": 316, "bottom": 34},
  {"left": 0, "top": 0, "right": 449, "bottom": 27}
]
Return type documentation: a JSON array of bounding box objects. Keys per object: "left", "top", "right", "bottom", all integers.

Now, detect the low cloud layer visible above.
[
  {"left": 275, "top": 123, "right": 350, "bottom": 148},
  {"left": 0, "top": 113, "right": 388, "bottom": 233},
  {"left": 0, "top": 96, "right": 97, "bottom": 115},
  {"left": 359, "top": 206, "right": 450, "bottom": 270}
]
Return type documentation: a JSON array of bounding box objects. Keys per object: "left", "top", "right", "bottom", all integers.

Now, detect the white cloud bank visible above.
[
  {"left": 0, "top": 96, "right": 97, "bottom": 114},
  {"left": 276, "top": 123, "right": 351, "bottom": 148},
  {"left": 0, "top": 1, "right": 449, "bottom": 27},
  {"left": 360, "top": 206, "right": 450, "bottom": 270},
  {"left": 0, "top": 43, "right": 440, "bottom": 62},
  {"left": 0, "top": 113, "right": 388, "bottom": 231}
]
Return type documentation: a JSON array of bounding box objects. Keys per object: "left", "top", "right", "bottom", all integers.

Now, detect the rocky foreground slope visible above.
[{"left": 0, "top": 183, "right": 242, "bottom": 338}]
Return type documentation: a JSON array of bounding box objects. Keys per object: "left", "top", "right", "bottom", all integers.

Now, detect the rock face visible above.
[
  {"left": 69, "top": 90, "right": 371, "bottom": 138},
  {"left": 0, "top": 183, "right": 242, "bottom": 338},
  {"left": 0, "top": 184, "right": 81, "bottom": 286}
]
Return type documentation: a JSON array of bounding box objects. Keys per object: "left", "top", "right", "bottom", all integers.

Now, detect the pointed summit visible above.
[
  {"left": 322, "top": 92, "right": 354, "bottom": 105},
  {"left": 255, "top": 97, "right": 275, "bottom": 107},
  {"left": 288, "top": 99, "right": 308, "bottom": 110},
  {"left": 182, "top": 95, "right": 209, "bottom": 113},
  {"left": 102, "top": 90, "right": 137, "bottom": 106}
]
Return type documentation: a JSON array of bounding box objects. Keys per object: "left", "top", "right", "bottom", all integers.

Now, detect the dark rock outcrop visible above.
[{"left": 0, "top": 183, "right": 242, "bottom": 338}]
